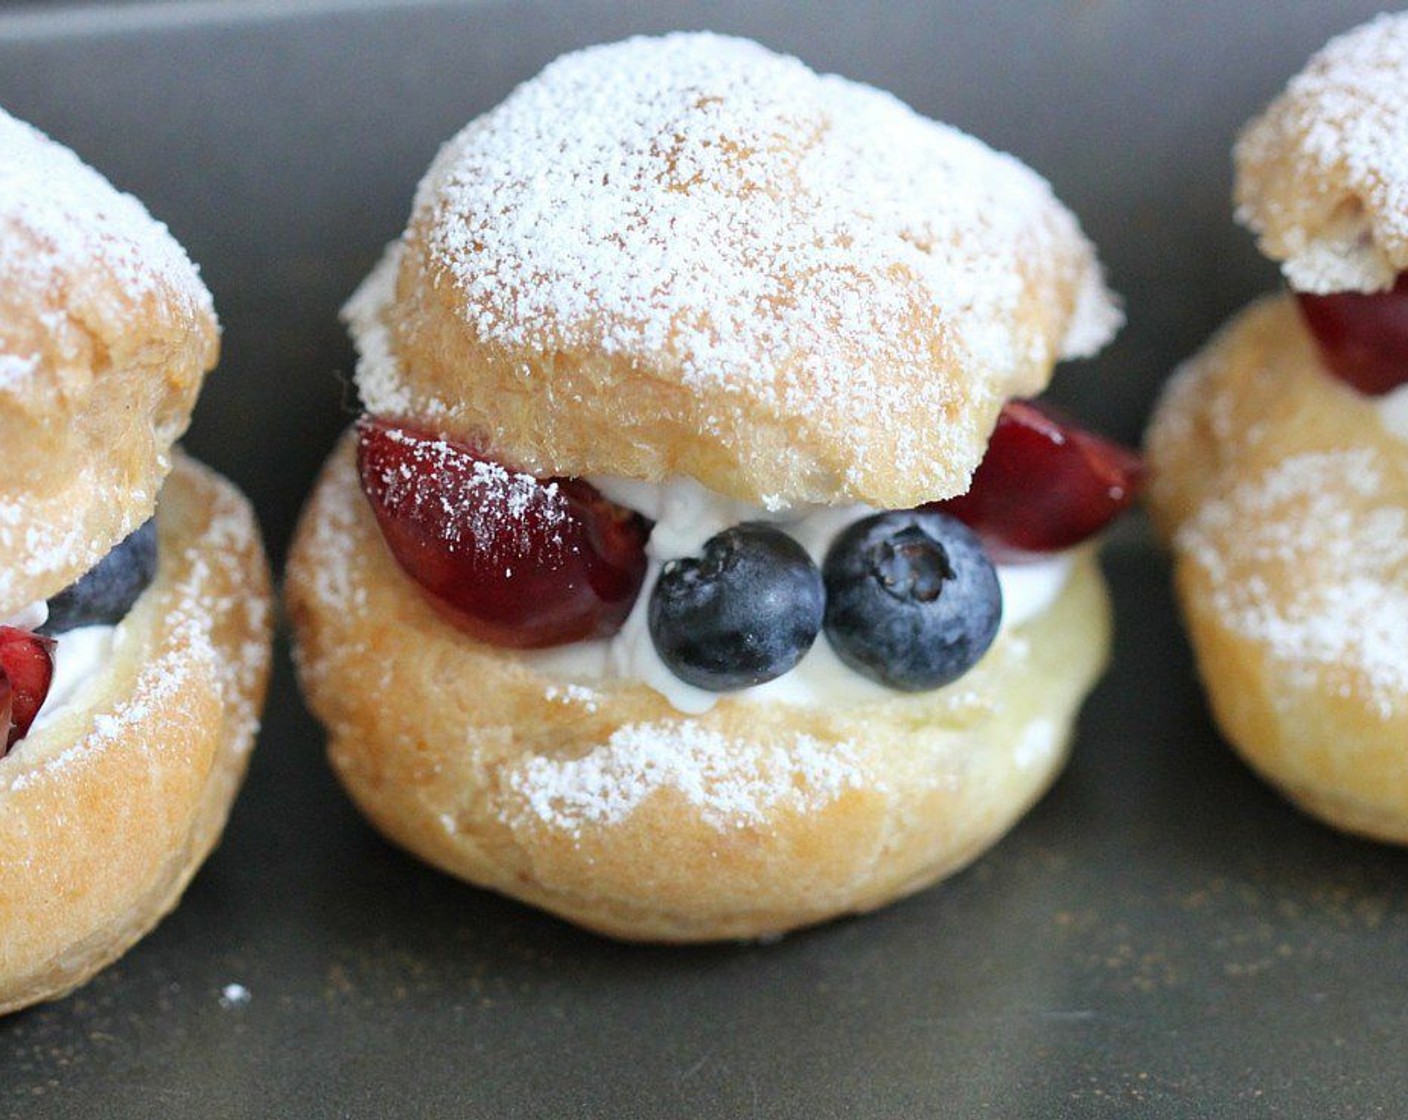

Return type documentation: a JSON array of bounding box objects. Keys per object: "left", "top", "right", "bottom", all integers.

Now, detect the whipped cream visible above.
[
  {"left": 1, "top": 602, "right": 116, "bottom": 734},
  {"left": 526, "top": 476, "right": 1073, "bottom": 713},
  {"left": 1377, "top": 383, "right": 1408, "bottom": 441}
]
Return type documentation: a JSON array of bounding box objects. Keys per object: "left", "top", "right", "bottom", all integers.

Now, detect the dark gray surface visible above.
[
  {"left": 3, "top": 2, "right": 1407, "bottom": 1116},
  {"left": 9, "top": 550, "right": 1408, "bottom": 1119}
]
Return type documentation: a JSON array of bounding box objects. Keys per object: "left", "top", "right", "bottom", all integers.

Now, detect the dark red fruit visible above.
[
  {"left": 1297, "top": 274, "right": 1408, "bottom": 396},
  {"left": 0, "top": 627, "right": 56, "bottom": 753},
  {"left": 356, "top": 417, "right": 650, "bottom": 648},
  {"left": 932, "top": 400, "right": 1144, "bottom": 561}
]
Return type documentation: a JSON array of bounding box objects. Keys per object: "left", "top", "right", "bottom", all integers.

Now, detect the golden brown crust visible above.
[
  {"left": 0, "top": 108, "right": 219, "bottom": 615},
  {"left": 0, "top": 454, "right": 273, "bottom": 1014},
  {"left": 349, "top": 33, "right": 1119, "bottom": 509},
  {"left": 1146, "top": 297, "right": 1408, "bottom": 841},
  {"left": 1234, "top": 12, "right": 1408, "bottom": 293},
  {"left": 287, "top": 437, "right": 1111, "bottom": 941}
]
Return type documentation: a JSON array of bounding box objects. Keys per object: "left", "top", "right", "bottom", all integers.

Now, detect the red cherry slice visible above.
[
  {"left": 0, "top": 626, "right": 56, "bottom": 753},
  {"left": 932, "top": 400, "right": 1144, "bottom": 561},
  {"left": 1297, "top": 274, "right": 1408, "bottom": 396},
  {"left": 356, "top": 417, "right": 650, "bottom": 648},
  {"left": 0, "top": 675, "right": 11, "bottom": 755}
]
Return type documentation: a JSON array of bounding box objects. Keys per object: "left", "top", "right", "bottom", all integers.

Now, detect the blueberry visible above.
[
  {"left": 649, "top": 524, "right": 825, "bottom": 691},
  {"left": 41, "top": 518, "right": 158, "bottom": 635},
  {"left": 822, "top": 510, "right": 1001, "bottom": 691}
]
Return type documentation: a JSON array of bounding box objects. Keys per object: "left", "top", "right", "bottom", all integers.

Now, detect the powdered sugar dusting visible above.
[
  {"left": 352, "top": 33, "right": 1118, "bottom": 495},
  {"left": 0, "top": 352, "right": 37, "bottom": 389},
  {"left": 507, "top": 721, "right": 868, "bottom": 834},
  {"left": 301, "top": 453, "right": 369, "bottom": 633},
  {"left": 0, "top": 106, "right": 214, "bottom": 373},
  {"left": 543, "top": 682, "right": 600, "bottom": 713},
  {"left": 186, "top": 478, "right": 269, "bottom": 753},
  {"left": 1178, "top": 448, "right": 1408, "bottom": 717},
  {"left": 364, "top": 422, "right": 568, "bottom": 560},
  {"left": 0, "top": 471, "right": 115, "bottom": 605},
  {"left": 1236, "top": 12, "right": 1408, "bottom": 292},
  {"left": 343, "top": 246, "right": 441, "bottom": 421}
]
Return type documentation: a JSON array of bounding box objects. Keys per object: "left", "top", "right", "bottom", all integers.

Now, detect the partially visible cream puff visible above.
[
  {"left": 1149, "top": 14, "right": 1408, "bottom": 841},
  {"left": 289, "top": 33, "right": 1139, "bottom": 941},
  {"left": 0, "top": 108, "right": 272, "bottom": 1013}
]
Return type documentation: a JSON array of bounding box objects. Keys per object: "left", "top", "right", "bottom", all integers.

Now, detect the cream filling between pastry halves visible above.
[
  {"left": 525, "top": 476, "right": 1074, "bottom": 714},
  {"left": 2, "top": 601, "right": 116, "bottom": 734},
  {"left": 1377, "top": 383, "right": 1408, "bottom": 442}
]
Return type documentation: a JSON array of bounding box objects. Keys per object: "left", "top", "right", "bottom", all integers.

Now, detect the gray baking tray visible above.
[{"left": 2, "top": 2, "right": 1405, "bottom": 1116}]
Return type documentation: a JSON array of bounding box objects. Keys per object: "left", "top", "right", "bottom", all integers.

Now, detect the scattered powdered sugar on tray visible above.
[
  {"left": 506, "top": 721, "right": 868, "bottom": 834},
  {"left": 219, "top": 983, "right": 251, "bottom": 1009},
  {"left": 1235, "top": 12, "right": 1408, "bottom": 292},
  {"left": 1178, "top": 448, "right": 1408, "bottom": 717},
  {"left": 353, "top": 33, "right": 1118, "bottom": 453},
  {"left": 0, "top": 106, "right": 214, "bottom": 374}
]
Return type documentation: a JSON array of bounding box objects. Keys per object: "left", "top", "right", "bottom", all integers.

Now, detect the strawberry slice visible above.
[
  {"left": 932, "top": 400, "right": 1143, "bottom": 561},
  {"left": 356, "top": 417, "right": 650, "bottom": 648},
  {"left": 0, "top": 626, "right": 56, "bottom": 753},
  {"left": 1297, "top": 274, "right": 1408, "bottom": 396}
]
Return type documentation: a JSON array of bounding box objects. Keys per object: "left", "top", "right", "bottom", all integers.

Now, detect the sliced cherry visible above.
[
  {"left": 931, "top": 400, "right": 1144, "bottom": 562},
  {"left": 0, "top": 627, "right": 56, "bottom": 754},
  {"left": 1297, "top": 274, "right": 1408, "bottom": 396},
  {"left": 356, "top": 417, "right": 651, "bottom": 648}
]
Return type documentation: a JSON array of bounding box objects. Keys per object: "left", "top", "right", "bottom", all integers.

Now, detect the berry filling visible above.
[
  {"left": 1296, "top": 274, "right": 1408, "bottom": 396},
  {"left": 649, "top": 524, "right": 825, "bottom": 691},
  {"left": 0, "top": 627, "right": 55, "bottom": 754},
  {"left": 822, "top": 511, "right": 1001, "bottom": 691},
  {"left": 358, "top": 397, "right": 1137, "bottom": 695},
  {"left": 0, "top": 521, "right": 158, "bottom": 756},
  {"left": 356, "top": 418, "right": 650, "bottom": 648},
  {"left": 42, "top": 518, "right": 157, "bottom": 635},
  {"left": 933, "top": 400, "right": 1143, "bottom": 562}
]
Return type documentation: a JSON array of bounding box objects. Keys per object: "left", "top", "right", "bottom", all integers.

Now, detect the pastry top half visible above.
[
  {"left": 1236, "top": 12, "right": 1408, "bottom": 293},
  {"left": 0, "top": 107, "right": 219, "bottom": 616},
  {"left": 349, "top": 32, "right": 1120, "bottom": 510}
]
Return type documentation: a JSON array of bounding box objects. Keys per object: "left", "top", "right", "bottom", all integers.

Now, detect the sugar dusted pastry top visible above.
[
  {"left": 1236, "top": 12, "right": 1408, "bottom": 293},
  {"left": 350, "top": 32, "right": 1120, "bottom": 509},
  {"left": 0, "top": 108, "right": 218, "bottom": 614}
]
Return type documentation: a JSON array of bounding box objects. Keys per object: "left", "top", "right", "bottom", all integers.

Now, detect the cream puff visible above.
[
  {"left": 1147, "top": 13, "right": 1408, "bottom": 842},
  {"left": 0, "top": 108, "right": 273, "bottom": 1013},
  {"left": 287, "top": 33, "right": 1139, "bottom": 941}
]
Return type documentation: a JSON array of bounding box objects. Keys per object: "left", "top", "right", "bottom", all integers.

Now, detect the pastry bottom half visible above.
[
  {"left": 287, "top": 435, "right": 1112, "bottom": 941},
  {"left": 0, "top": 453, "right": 273, "bottom": 1014},
  {"left": 1148, "top": 296, "right": 1408, "bottom": 842}
]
